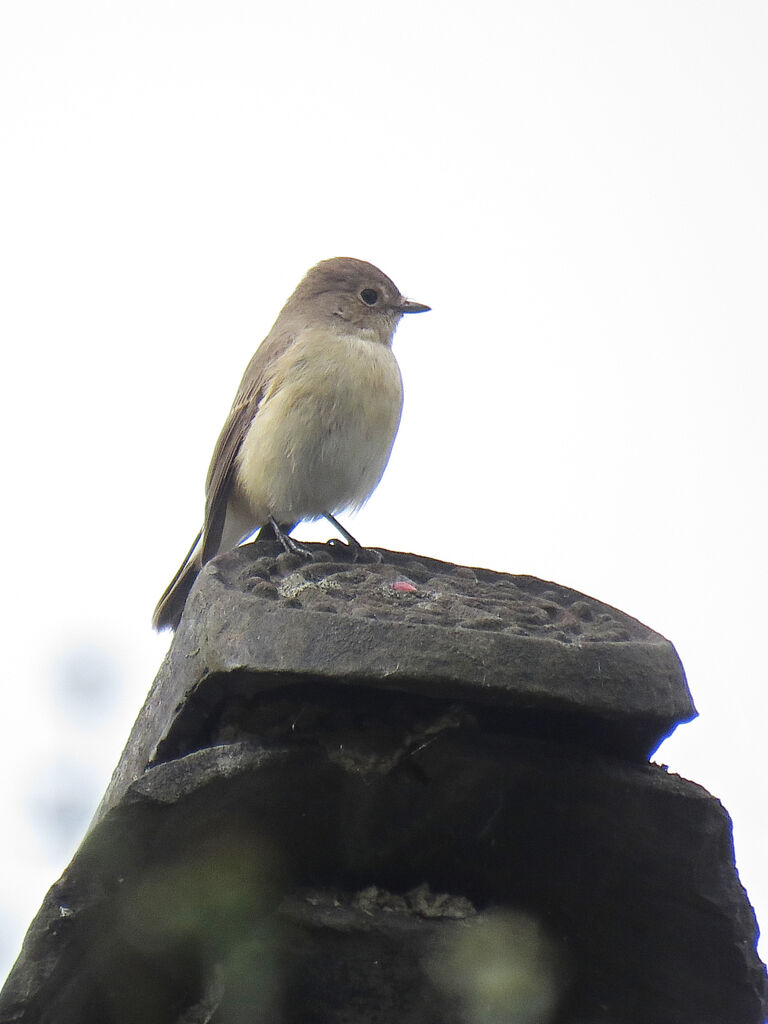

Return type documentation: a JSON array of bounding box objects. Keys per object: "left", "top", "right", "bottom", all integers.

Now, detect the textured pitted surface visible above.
[{"left": 224, "top": 549, "right": 640, "bottom": 643}]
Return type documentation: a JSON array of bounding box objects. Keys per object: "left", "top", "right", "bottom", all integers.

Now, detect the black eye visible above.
[{"left": 360, "top": 288, "right": 379, "bottom": 306}]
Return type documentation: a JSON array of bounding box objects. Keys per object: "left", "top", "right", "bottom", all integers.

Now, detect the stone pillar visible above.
[{"left": 1, "top": 543, "right": 766, "bottom": 1023}]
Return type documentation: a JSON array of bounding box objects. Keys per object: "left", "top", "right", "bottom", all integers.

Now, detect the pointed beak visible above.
[{"left": 398, "top": 297, "right": 431, "bottom": 314}]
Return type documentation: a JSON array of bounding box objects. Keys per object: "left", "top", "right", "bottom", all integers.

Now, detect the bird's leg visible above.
[
  {"left": 324, "top": 512, "right": 384, "bottom": 563},
  {"left": 256, "top": 520, "right": 296, "bottom": 542},
  {"left": 268, "top": 516, "right": 313, "bottom": 558},
  {"left": 323, "top": 512, "right": 361, "bottom": 550}
]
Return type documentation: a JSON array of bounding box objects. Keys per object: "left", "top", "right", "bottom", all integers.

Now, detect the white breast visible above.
[{"left": 235, "top": 328, "right": 403, "bottom": 525}]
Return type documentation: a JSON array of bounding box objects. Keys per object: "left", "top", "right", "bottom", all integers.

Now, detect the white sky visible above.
[{"left": 1, "top": 0, "right": 766, "bottom": 982}]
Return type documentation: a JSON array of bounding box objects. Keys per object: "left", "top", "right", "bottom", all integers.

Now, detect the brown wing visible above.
[{"left": 201, "top": 327, "right": 296, "bottom": 563}]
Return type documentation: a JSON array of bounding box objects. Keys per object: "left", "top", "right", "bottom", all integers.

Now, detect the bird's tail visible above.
[{"left": 153, "top": 529, "right": 203, "bottom": 631}]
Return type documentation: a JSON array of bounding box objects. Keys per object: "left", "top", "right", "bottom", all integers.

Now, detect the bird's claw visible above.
[{"left": 327, "top": 538, "right": 383, "bottom": 563}]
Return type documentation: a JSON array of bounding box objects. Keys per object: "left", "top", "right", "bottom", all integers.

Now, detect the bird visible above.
[{"left": 153, "top": 257, "right": 429, "bottom": 631}]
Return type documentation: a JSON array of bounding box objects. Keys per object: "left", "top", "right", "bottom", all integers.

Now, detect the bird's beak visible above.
[{"left": 398, "top": 297, "right": 431, "bottom": 314}]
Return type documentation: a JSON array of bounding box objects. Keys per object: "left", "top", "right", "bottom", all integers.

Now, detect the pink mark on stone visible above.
[{"left": 391, "top": 580, "right": 418, "bottom": 593}]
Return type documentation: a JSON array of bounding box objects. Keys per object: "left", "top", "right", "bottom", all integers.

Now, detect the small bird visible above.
[{"left": 153, "top": 257, "right": 429, "bottom": 631}]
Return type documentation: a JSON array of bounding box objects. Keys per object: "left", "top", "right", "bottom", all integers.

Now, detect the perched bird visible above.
[{"left": 153, "top": 257, "right": 429, "bottom": 631}]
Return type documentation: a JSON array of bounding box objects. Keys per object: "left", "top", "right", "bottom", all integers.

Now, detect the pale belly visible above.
[{"left": 234, "top": 331, "right": 404, "bottom": 526}]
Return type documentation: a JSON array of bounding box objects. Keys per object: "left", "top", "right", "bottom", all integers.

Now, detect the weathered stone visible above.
[
  {"left": 2, "top": 546, "right": 762, "bottom": 1024},
  {"left": 94, "top": 542, "right": 694, "bottom": 824},
  {"left": 2, "top": 714, "right": 765, "bottom": 1023}
]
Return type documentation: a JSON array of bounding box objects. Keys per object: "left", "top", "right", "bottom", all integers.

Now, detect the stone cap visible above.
[{"left": 93, "top": 543, "right": 694, "bottom": 824}]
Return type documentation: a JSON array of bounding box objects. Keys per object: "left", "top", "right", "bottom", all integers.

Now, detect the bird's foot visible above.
[
  {"left": 269, "top": 516, "right": 314, "bottom": 560},
  {"left": 322, "top": 511, "right": 384, "bottom": 563},
  {"left": 327, "top": 538, "right": 384, "bottom": 563},
  {"left": 281, "top": 536, "right": 315, "bottom": 560}
]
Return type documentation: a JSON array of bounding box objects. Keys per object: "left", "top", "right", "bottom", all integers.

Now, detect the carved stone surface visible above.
[{"left": 94, "top": 541, "right": 694, "bottom": 824}]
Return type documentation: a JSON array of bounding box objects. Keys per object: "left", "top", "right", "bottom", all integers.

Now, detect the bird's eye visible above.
[{"left": 360, "top": 288, "right": 379, "bottom": 306}]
